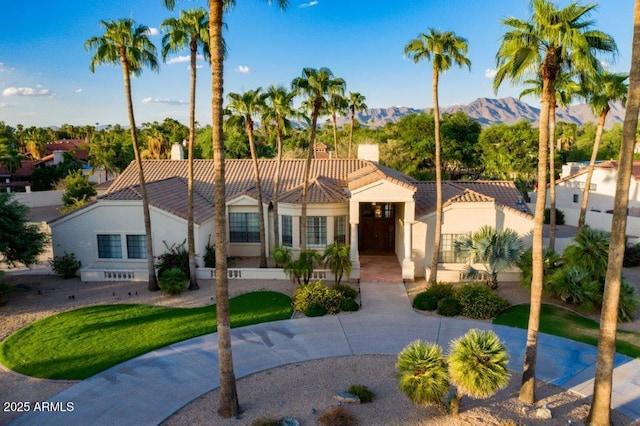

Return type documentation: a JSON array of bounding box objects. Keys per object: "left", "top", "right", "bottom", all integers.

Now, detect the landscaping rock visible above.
[
  {"left": 279, "top": 416, "right": 300, "bottom": 426},
  {"left": 334, "top": 391, "right": 360, "bottom": 404},
  {"left": 530, "top": 404, "right": 552, "bottom": 420}
]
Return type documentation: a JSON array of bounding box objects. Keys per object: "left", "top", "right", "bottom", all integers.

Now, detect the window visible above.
[
  {"left": 282, "top": 215, "right": 293, "bottom": 247},
  {"left": 307, "top": 216, "right": 327, "bottom": 247},
  {"left": 126, "top": 235, "right": 147, "bottom": 259},
  {"left": 573, "top": 194, "right": 579, "bottom": 203},
  {"left": 334, "top": 215, "right": 347, "bottom": 243},
  {"left": 229, "top": 212, "right": 260, "bottom": 243},
  {"left": 97, "top": 234, "right": 122, "bottom": 259},
  {"left": 438, "top": 234, "right": 463, "bottom": 263}
]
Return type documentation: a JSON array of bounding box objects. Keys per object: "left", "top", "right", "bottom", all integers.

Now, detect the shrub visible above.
[
  {"left": 455, "top": 283, "right": 510, "bottom": 319},
  {"left": 413, "top": 282, "right": 454, "bottom": 311},
  {"left": 323, "top": 242, "right": 352, "bottom": 285},
  {"left": 318, "top": 406, "right": 357, "bottom": 426},
  {"left": 304, "top": 302, "right": 327, "bottom": 317},
  {"left": 49, "top": 252, "right": 82, "bottom": 279},
  {"left": 333, "top": 284, "right": 357, "bottom": 300},
  {"left": 437, "top": 297, "right": 462, "bottom": 317},
  {"left": 548, "top": 266, "right": 601, "bottom": 312},
  {"left": 272, "top": 245, "right": 292, "bottom": 268},
  {"left": 544, "top": 207, "right": 565, "bottom": 225},
  {"left": 158, "top": 267, "right": 187, "bottom": 295},
  {"left": 284, "top": 249, "right": 321, "bottom": 285},
  {"left": 619, "top": 280, "right": 640, "bottom": 323},
  {"left": 340, "top": 297, "right": 360, "bottom": 312},
  {"left": 156, "top": 240, "right": 189, "bottom": 278},
  {"left": 0, "top": 271, "right": 13, "bottom": 305},
  {"left": 347, "top": 384, "right": 375, "bottom": 403},
  {"left": 292, "top": 281, "right": 342, "bottom": 315},
  {"left": 203, "top": 237, "right": 215, "bottom": 268},
  {"left": 624, "top": 243, "right": 640, "bottom": 267}
]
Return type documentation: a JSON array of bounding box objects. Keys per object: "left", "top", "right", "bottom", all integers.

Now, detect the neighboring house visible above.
[
  {"left": 49, "top": 153, "right": 533, "bottom": 283},
  {"left": 548, "top": 160, "right": 640, "bottom": 236}
]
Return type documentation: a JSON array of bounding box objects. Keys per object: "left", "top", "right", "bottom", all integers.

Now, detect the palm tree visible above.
[
  {"left": 578, "top": 72, "right": 628, "bottom": 233},
  {"left": 326, "top": 92, "right": 348, "bottom": 157},
  {"left": 161, "top": 8, "right": 210, "bottom": 291},
  {"left": 493, "top": 0, "right": 616, "bottom": 404},
  {"left": 163, "top": 0, "right": 289, "bottom": 417},
  {"left": 227, "top": 89, "right": 269, "bottom": 268},
  {"left": 589, "top": 3, "right": 640, "bottom": 420},
  {"left": 263, "top": 85, "right": 298, "bottom": 245},
  {"left": 404, "top": 28, "right": 471, "bottom": 285},
  {"left": 453, "top": 226, "right": 523, "bottom": 289},
  {"left": 395, "top": 339, "right": 449, "bottom": 410},
  {"left": 86, "top": 18, "right": 160, "bottom": 291},
  {"left": 292, "top": 67, "right": 345, "bottom": 251},
  {"left": 347, "top": 92, "right": 367, "bottom": 159},
  {"left": 323, "top": 242, "right": 352, "bottom": 285},
  {"left": 447, "top": 329, "right": 510, "bottom": 416}
]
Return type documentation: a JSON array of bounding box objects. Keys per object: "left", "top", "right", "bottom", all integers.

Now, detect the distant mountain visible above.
[{"left": 334, "top": 96, "right": 625, "bottom": 129}]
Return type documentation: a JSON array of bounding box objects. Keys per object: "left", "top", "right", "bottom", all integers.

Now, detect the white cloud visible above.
[
  {"left": 75, "top": 88, "right": 83, "bottom": 93},
  {"left": 236, "top": 65, "right": 252, "bottom": 74},
  {"left": 601, "top": 61, "right": 612, "bottom": 69},
  {"left": 0, "top": 63, "right": 5, "bottom": 72},
  {"left": 299, "top": 1, "right": 318, "bottom": 8},
  {"left": 484, "top": 68, "right": 497, "bottom": 78},
  {"left": 142, "top": 97, "right": 187, "bottom": 105},
  {"left": 146, "top": 27, "right": 160, "bottom": 36},
  {"left": 3, "top": 86, "right": 52, "bottom": 97},
  {"left": 0, "top": 102, "right": 7, "bottom": 108},
  {"left": 167, "top": 54, "right": 205, "bottom": 65}
]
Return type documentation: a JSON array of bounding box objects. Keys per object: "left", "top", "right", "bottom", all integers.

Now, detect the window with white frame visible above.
[
  {"left": 282, "top": 215, "right": 293, "bottom": 247},
  {"left": 97, "top": 234, "right": 122, "bottom": 259},
  {"left": 126, "top": 235, "right": 147, "bottom": 259},
  {"left": 438, "top": 234, "right": 464, "bottom": 263},
  {"left": 573, "top": 194, "right": 579, "bottom": 203},
  {"left": 334, "top": 215, "right": 347, "bottom": 243},
  {"left": 307, "top": 216, "right": 327, "bottom": 247},
  {"left": 229, "top": 212, "right": 260, "bottom": 243}
]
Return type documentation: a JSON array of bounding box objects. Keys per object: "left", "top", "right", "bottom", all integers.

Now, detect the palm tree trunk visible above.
[
  {"left": 273, "top": 125, "right": 283, "bottom": 245},
  {"left": 450, "top": 393, "right": 462, "bottom": 416},
  {"left": 247, "top": 120, "right": 267, "bottom": 268},
  {"left": 428, "top": 68, "right": 442, "bottom": 284},
  {"left": 121, "top": 54, "right": 158, "bottom": 291},
  {"left": 301, "top": 102, "right": 320, "bottom": 252},
  {"left": 549, "top": 102, "right": 557, "bottom": 251},
  {"left": 587, "top": 4, "right": 640, "bottom": 421},
  {"left": 210, "top": 0, "right": 239, "bottom": 418},
  {"left": 332, "top": 112, "right": 339, "bottom": 158},
  {"left": 349, "top": 107, "right": 355, "bottom": 159},
  {"left": 187, "top": 38, "right": 199, "bottom": 290},
  {"left": 578, "top": 107, "right": 609, "bottom": 233},
  {"left": 519, "top": 77, "right": 552, "bottom": 404}
]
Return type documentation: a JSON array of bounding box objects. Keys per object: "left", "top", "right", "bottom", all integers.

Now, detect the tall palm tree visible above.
[
  {"left": 292, "top": 67, "right": 345, "bottom": 251},
  {"left": 263, "top": 85, "right": 297, "bottom": 245},
  {"left": 493, "top": 0, "right": 616, "bottom": 404},
  {"left": 161, "top": 8, "right": 210, "bottom": 291},
  {"left": 578, "top": 72, "right": 628, "bottom": 233},
  {"left": 326, "top": 92, "right": 348, "bottom": 157},
  {"left": 404, "top": 28, "right": 471, "bottom": 284},
  {"left": 589, "top": 3, "right": 640, "bottom": 421},
  {"left": 347, "top": 92, "right": 367, "bottom": 159},
  {"left": 227, "top": 89, "right": 268, "bottom": 268},
  {"left": 163, "top": 1, "right": 289, "bottom": 417},
  {"left": 86, "top": 18, "right": 160, "bottom": 291}
]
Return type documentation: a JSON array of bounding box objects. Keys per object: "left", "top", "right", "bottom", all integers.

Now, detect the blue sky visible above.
[{"left": 0, "top": 0, "right": 635, "bottom": 128}]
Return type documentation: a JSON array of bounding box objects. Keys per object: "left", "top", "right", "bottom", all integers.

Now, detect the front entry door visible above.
[{"left": 359, "top": 203, "right": 395, "bottom": 253}]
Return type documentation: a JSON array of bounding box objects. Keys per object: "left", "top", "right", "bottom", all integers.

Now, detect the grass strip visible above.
[
  {"left": 0, "top": 291, "right": 292, "bottom": 379},
  {"left": 493, "top": 303, "right": 640, "bottom": 358}
]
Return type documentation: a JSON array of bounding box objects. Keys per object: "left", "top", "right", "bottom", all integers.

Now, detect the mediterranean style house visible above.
[{"left": 49, "top": 153, "right": 534, "bottom": 283}]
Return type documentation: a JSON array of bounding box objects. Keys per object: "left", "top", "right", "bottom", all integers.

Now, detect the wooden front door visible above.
[{"left": 359, "top": 203, "right": 395, "bottom": 253}]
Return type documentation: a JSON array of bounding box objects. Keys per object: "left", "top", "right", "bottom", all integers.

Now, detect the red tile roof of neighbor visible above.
[
  {"left": 101, "top": 159, "right": 531, "bottom": 220},
  {"left": 45, "top": 139, "right": 89, "bottom": 160}
]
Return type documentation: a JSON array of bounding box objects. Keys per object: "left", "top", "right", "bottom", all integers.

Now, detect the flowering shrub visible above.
[{"left": 156, "top": 240, "right": 189, "bottom": 278}]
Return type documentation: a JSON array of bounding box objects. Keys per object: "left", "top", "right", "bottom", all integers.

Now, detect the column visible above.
[
  {"left": 402, "top": 201, "right": 415, "bottom": 280},
  {"left": 349, "top": 200, "right": 360, "bottom": 280}
]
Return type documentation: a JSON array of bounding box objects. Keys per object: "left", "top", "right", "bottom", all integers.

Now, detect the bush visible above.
[
  {"left": 544, "top": 207, "right": 565, "bottom": 225},
  {"left": 619, "top": 280, "right": 640, "bottom": 323},
  {"left": 455, "top": 283, "right": 510, "bottom": 319},
  {"left": 61, "top": 169, "right": 96, "bottom": 213},
  {"left": 304, "top": 302, "right": 327, "bottom": 317},
  {"left": 158, "top": 267, "right": 187, "bottom": 295},
  {"left": 333, "top": 284, "right": 357, "bottom": 300},
  {"left": 413, "top": 282, "right": 454, "bottom": 311},
  {"left": 0, "top": 272, "right": 13, "bottom": 305},
  {"left": 272, "top": 245, "right": 292, "bottom": 268},
  {"left": 624, "top": 243, "right": 640, "bottom": 267},
  {"left": 340, "top": 297, "right": 360, "bottom": 312},
  {"left": 437, "top": 297, "right": 462, "bottom": 316},
  {"left": 203, "top": 237, "right": 215, "bottom": 268},
  {"left": 292, "top": 281, "right": 342, "bottom": 315},
  {"left": 318, "top": 406, "right": 357, "bottom": 426},
  {"left": 49, "top": 252, "right": 82, "bottom": 279},
  {"left": 347, "top": 384, "right": 375, "bottom": 403},
  {"left": 156, "top": 240, "right": 189, "bottom": 278}
]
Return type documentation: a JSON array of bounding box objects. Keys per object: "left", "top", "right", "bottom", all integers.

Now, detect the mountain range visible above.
[{"left": 334, "top": 96, "right": 625, "bottom": 129}]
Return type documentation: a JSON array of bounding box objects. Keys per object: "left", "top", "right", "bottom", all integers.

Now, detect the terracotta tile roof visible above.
[
  {"left": 46, "top": 139, "right": 89, "bottom": 160},
  {"left": 279, "top": 176, "right": 347, "bottom": 204},
  {"left": 347, "top": 162, "right": 417, "bottom": 192}
]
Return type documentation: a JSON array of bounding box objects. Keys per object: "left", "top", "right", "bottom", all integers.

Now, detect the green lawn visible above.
[
  {"left": 493, "top": 303, "right": 640, "bottom": 358},
  {"left": 0, "top": 291, "right": 292, "bottom": 380}
]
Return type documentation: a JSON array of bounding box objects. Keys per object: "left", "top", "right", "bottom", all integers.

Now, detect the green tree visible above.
[
  {"left": 440, "top": 111, "right": 482, "bottom": 179},
  {"left": 323, "top": 242, "right": 352, "bottom": 285},
  {"left": 447, "top": 329, "right": 510, "bottom": 416},
  {"left": 453, "top": 226, "right": 523, "bottom": 289},
  {"left": 326, "top": 91, "right": 348, "bottom": 157},
  {"left": 404, "top": 28, "right": 471, "bottom": 284},
  {"left": 578, "top": 72, "right": 628, "bottom": 233},
  {"left": 86, "top": 18, "right": 160, "bottom": 291},
  {"left": 61, "top": 169, "right": 97, "bottom": 213},
  {"left": 396, "top": 340, "right": 449, "bottom": 410},
  {"left": 0, "top": 193, "right": 48, "bottom": 267},
  {"left": 493, "top": 0, "right": 616, "bottom": 403},
  {"left": 347, "top": 92, "right": 367, "bottom": 159},
  {"left": 478, "top": 121, "right": 538, "bottom": 183},
  {"left": 292, "top": 67, "right": 345, "bottom": 251},
  {"left": 227, "top": 89, "right": 268, "bottom": 268},
  {"left": 162, "top": 7, "right": 210, "bottom": 290}
]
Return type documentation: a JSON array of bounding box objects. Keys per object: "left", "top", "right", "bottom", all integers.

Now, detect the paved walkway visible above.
[{"left": 11, "top": 282, "right": 640, "bottom": 425}]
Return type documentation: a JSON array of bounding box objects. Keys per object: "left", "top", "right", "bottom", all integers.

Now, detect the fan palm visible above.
[
  {"left": 161, "top": 8, "right": 210, "bottom": 290},
  {"left": 347, "top": 92, "right": 367, "bottom": 159},
  {"left": 578, "top": 72, "right": 629, "bottom": 233},
  {"left": 453, "top": 226, "right": 523, "bottom": 289},
  {"left": 396, "top": 340, "right": 449, "bottom": 410},
  {"left": 447, "top": 329, "right": 510, "bottom": 416},
  {"left": 292, "top": 67, "right": 345, "bottom": 251},
  {"left": 85, "top": 18, "right": 160, "bottom": 291},
  {"left": 404, "top": 28, "right": 471, "bottom": 284},
  {"left": 493, "top": 0, "right": 616, "bottom": 403}
]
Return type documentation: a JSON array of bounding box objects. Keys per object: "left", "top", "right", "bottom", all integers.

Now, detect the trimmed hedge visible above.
[{"left": 454, "top": 283, "right": 510, "bottom": 319}]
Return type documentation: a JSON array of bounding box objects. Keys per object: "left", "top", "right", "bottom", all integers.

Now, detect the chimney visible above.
[
  {"left": 357, "top": 144, "right": 379, "bottom": 162},
  {"left": 170, "top": 143, "right": 184, "bottom": 160}
]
